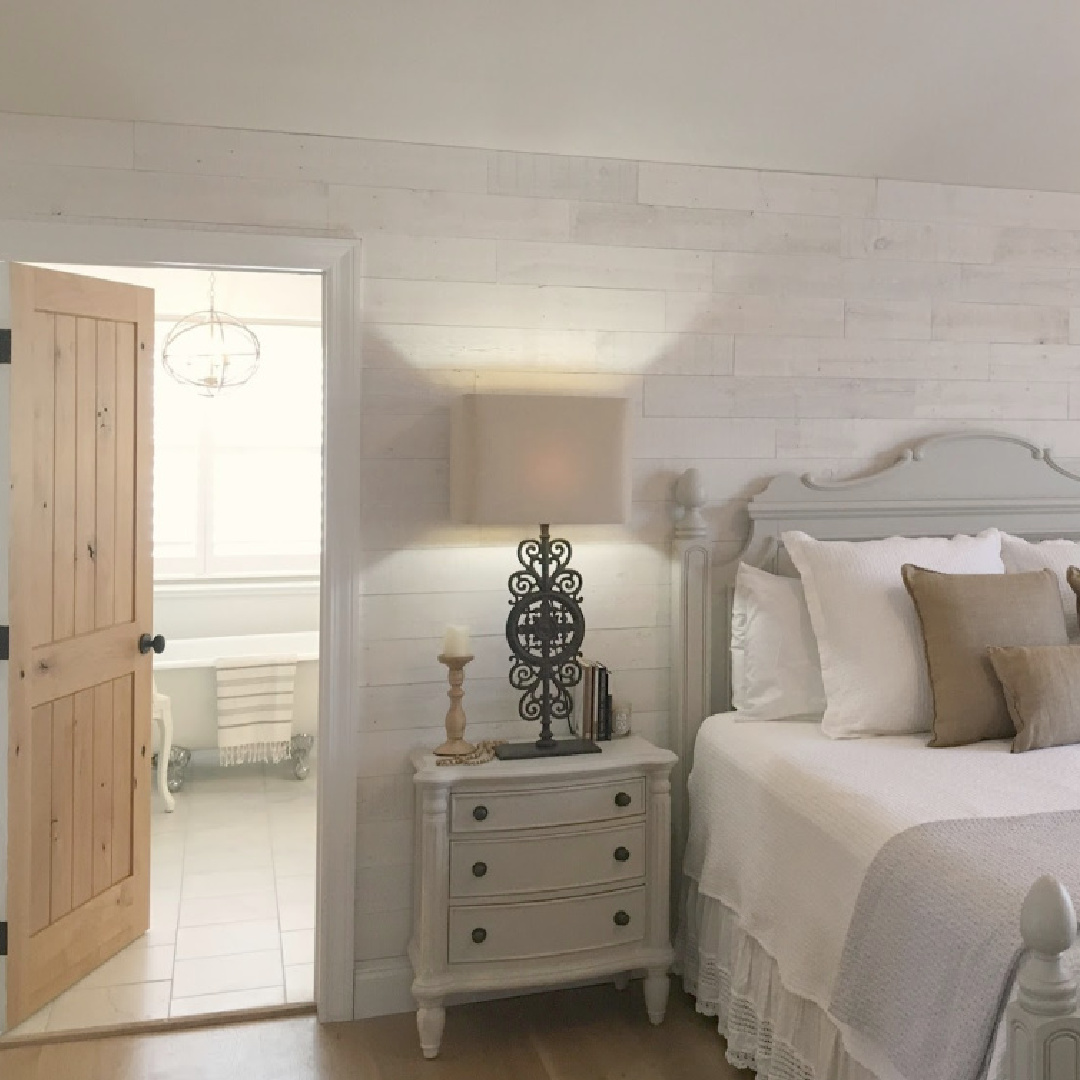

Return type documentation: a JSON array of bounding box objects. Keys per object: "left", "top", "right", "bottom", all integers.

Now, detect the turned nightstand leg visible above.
[
  {"left": 417, "top": 1003, "right": 445, "bottom": 1059},
  {"left": 644, "top": 970, "right": 669, "bottom": 1025}
]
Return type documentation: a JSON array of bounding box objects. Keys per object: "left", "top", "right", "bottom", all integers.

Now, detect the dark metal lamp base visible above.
[{"left": 495, "top": 738, "right": 602, "bottom": 760}]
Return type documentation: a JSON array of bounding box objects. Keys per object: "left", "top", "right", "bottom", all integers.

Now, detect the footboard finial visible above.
[{"left": 1006, "top": 876, "right": 1080, "bottom": 1080}]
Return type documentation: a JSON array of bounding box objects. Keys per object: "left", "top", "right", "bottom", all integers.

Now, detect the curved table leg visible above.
[
  {"left": 417, "top": 1003, "right": 445, "bottom": 1059},
  {"left": 644, "top": 969, "right": 669, "bottom": 1025},
  {"left": 155, "top": 696, "right": 175, "bottom": 813}
]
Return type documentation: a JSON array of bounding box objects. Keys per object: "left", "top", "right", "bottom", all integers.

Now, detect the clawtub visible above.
[{"left": 151, "top": 630, "right": 319, "bottom": 805}]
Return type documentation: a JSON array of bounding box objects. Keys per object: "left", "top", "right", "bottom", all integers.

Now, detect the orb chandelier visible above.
[{"left": 161, "top": 272, "right": 261, "bottom": 396}]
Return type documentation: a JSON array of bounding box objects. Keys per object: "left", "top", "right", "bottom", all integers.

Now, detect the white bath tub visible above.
[{"left": 152, "top": 631, "right": 320, "bottom": 752}]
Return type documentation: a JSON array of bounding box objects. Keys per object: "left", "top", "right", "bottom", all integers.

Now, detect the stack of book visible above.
[{"left": 573, "top": 660, "right": 613, "bottom": 742}]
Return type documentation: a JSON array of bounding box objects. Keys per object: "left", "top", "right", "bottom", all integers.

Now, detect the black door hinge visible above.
[
  {"left": 0, "top": 626, "right": 8, "bottom": 661},
  {"left": 0, "top": 329, "right": 10, "bottom": 365},
  {"left": 0, "top": 922, "right": 7, "bottom": 957}
]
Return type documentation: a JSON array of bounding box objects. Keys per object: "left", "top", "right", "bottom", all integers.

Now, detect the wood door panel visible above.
[
  {"left": 28, "top": 704, "right": 53, "bottom": 936},
  {"left": 94, "top": 321, "right": 117, "bottom": 631},
  {"left": 111, "top": 674, "right": 134, "bottom": 884},
  {"left": 92, "top": 679, "right": 114, "bottom": 897},
  {"left": 30, "top": 312, "right": 55, "bottom": 649},
  {"left": 22, "top": 678, "right": 137, "bottom": 936},
  {"left": 7, "top": 264, "right": 154, "bottom": 1028},
  {"left": 53, "top": 315, "right": 78, "bottom": 643},
  {"left": 70, "top": 688, "right": 95, "bottom": 909},
  {"left": 114, "top": 324, "right": 136, "bottom": 626},
  {"left": 73, "top": 316, "right": 97, "bottom": 636},
  {"left": 49, "top": 696, "right": 75, "bottom": 921}
]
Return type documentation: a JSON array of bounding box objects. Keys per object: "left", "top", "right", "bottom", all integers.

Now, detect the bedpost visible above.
[
  {"left": 670, "top": 468, "right": 712, "bottom": 928},
  {"left": 1006, "top": 876, "right": 1080, "bottom": 1080}
]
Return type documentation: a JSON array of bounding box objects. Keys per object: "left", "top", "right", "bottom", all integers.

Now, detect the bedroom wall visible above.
[{"left": 3, "top": 112, "right": 1080, "bottom": 1014}]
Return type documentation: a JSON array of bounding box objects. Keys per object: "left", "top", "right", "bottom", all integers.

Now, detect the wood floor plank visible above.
[
  {"left": 49, "top": 696, "right": 75, "bottom": 922},
  {"left": 28, "top": 704, "right": 54, "bottom": 935},
  {"left": 70, "top": 688, "right": 95, "bottom": 908},
  {"left": 91, "top": 681, "right": 114, "bottom": 897},
  {"left": 0, "top": 986, "right": 753, "bottom": 1080}
]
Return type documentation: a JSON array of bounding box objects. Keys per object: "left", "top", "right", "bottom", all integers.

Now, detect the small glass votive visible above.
[{"left": 613, "top": 701, "right": 632, "bottom": 738}]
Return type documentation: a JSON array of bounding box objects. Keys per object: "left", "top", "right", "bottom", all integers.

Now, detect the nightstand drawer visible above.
[
  {"left": 451, "top": 777, "right": 645, "bottom": 834},
  {"left": 450, "top": 822, "right": 645, "bottom": 899},
  {"left": 448, "top": 885, "right": 645, "bottom": 964}
]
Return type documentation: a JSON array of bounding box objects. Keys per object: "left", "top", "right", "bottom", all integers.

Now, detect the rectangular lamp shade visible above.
[{"left": 452, "top": 394, "right": 631, "bottom": 526}]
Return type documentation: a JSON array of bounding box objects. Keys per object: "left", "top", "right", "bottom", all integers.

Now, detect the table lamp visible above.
[{"left": 452, "top": 394, "right": 631, "bottom": 759}]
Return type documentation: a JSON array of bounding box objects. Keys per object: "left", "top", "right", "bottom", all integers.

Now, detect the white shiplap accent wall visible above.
[{"left": 4, "top": 112, "right": 1080, "bottom": 1014}]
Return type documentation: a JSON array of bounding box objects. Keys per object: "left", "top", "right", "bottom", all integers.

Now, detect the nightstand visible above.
[{"left": 408, "top": 736, "right": 677, "bottom": 1059}]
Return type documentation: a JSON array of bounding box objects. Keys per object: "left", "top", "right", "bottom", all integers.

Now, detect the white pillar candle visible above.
[{"left": 442, "top": 625, "right": 471, "bottom": 658}]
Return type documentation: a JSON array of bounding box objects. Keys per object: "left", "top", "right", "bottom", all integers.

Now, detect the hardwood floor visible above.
[{"left": 1, "top": 982, "right": 754, "bottom": 1079}]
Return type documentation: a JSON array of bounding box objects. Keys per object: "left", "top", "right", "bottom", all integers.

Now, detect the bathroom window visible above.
[{"left": 153, "top": 322, "right": 324, "bottom": 580}]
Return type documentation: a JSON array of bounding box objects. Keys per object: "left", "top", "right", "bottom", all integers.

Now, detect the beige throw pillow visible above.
[
  {"left": 1067, "top": 566, "right": 1080, "bottom": 629},
  {"left": 988, "top": 646, "right": 1080, "bottom": 752},
  {"left": 901, "top": 566, "right": 1068, "bottom": 747}
]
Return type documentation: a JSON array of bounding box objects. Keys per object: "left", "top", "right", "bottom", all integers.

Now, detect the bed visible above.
[{"left": 669, "top": 432, "right": 1080, "bottom": 1080}]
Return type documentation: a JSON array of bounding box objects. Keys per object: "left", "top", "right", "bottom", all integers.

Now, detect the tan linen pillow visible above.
[
  {"left": 988, "top": 646, "right": 1080, "bottom": 752},
  {"left": 1067, "top": 566, "right": 1080, "bottom": 630},
  {"left": 901, "top": 565, "right": 1068, "bottom": 747}
]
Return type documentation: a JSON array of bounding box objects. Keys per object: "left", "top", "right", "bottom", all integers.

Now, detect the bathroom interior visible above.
[{"left": 4, "top": 264, "right": 323, "bottom": 1034}]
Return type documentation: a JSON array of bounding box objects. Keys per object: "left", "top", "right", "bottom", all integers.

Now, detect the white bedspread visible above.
[{"left": 685, "top": 712, "right": 1080, "bottom": 1078}]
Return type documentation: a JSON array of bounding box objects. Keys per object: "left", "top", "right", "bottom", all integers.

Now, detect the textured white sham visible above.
[
  {"left": 996, "top": 529, "right": 1080, "bottom": 639},
  {"left": 730, "top": 562, "right": 826, "bottom": 720},
  {"left": 781, "top": 530, "right": 1004, "bottom": 738}
]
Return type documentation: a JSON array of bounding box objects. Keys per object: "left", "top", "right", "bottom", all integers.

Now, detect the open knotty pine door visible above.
[{"left": 6, "top": 264, "right": 154, "bottom": 1027}]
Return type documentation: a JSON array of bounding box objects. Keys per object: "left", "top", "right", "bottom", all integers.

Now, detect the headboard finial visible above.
[{"left": 674, "top": 468, "right": 707, "bottom": 539}]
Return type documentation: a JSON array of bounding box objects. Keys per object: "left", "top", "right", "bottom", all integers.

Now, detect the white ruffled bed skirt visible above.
[
  {"left": 679, "top": 878, "right": 880, "bottom": 1080},
  {"left": 679, "top": 879, "right": 1010, "bottom": 1080}
]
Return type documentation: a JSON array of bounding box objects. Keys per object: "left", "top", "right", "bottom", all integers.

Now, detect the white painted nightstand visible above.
[{"left": 408, "top": 736, "right": 677, "bottom": 1059}]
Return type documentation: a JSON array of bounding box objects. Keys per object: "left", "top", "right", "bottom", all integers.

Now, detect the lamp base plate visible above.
[{"left": 495, "top": 738, "right": 602, "bottom": 760}]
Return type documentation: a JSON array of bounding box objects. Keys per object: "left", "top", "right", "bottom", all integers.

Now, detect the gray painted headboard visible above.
[{"left": 668, "top": 431, "right": 1080, "bottom": 866}]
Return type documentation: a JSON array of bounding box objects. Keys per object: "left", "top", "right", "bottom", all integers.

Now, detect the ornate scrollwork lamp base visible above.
[{"left": 495, "top": 524, "right": 602, "bottom": 760}]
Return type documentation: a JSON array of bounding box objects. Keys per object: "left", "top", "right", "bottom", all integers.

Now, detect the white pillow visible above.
[
  {"left": 730, "top": 562, "right": 826, "bottom": 720},
  {"left": 782, "top": 530, "right": 1004, "bottom": 738},
  {"left": 996, "top": 530, "right": 1080, "bottom": 639}
]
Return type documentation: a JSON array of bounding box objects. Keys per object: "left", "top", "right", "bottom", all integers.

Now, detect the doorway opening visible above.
[{"left": 5, "top": 265, "right": 324, "bottom": 1035}]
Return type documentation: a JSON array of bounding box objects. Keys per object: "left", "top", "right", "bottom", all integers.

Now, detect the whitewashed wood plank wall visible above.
[{"left": 4, "top": 110, "right": 1080, "bottom": 1013}]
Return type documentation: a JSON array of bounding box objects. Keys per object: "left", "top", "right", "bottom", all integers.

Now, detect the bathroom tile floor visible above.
[{"left": 4, "top": 760, "right": 316, "bottom": 1037}]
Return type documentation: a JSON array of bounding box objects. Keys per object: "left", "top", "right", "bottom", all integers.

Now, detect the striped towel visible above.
[{"left": 215, "top": 656, "right": 297, "bottom": 767}]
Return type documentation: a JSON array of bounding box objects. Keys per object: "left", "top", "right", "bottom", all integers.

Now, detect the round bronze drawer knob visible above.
[
  {"left": 472, "top": 861, "right": 488, "bottom": 878},
  {"left": 614, "top": 846, "right": 630, "bottom": 863},
  {"left": 614, "top": 791, "right": 631, "bottom": 808},
  {"left": 472, "top": 927, "right": 487, "bottom": 944},
  {"left": 473, "top": 805, "right": 488, "bottom": 821},
  {"left": 613, "top": 910, "right": 630, "bottom": 927}
]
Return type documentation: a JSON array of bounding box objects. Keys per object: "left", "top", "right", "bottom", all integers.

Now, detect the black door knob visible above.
[
  {"left": 471, "top": 928, "right": 487, "bottom": 944},
  {"left": 472, "top": 861, "right": 487, "bottom": 878},
  {"left": 614, "top": 791, "right": 631, "bottom": 808},
  {"left": 472, "top": 805, "right": 488, "bottom": 821},
  {"left": 613, "top": 910, "right": 630, "bottom": 927},
  {"left": 614, "top": 846, "right": 630, "bottom": 862},
  {"left": 139, "top": 633, "right": 166, "bottom": 655}
]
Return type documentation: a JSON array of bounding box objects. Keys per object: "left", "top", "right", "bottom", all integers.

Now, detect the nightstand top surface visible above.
[{"left": 411, "top": 734, "right": 676, "bottom": 784}]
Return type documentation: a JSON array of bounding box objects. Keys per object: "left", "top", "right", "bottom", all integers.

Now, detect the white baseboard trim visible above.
[{"left": 353, "top": 958, "right": 414, "bottom": 1020}]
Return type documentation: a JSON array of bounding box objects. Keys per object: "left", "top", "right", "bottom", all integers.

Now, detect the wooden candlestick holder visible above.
[{"left": 434, "top": 654, "right": 475, "bottom": 756}]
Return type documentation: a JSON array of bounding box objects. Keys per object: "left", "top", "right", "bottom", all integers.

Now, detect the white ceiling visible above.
[{"left": 3, "top": 0, "right": 1080, "bottom": 191}]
